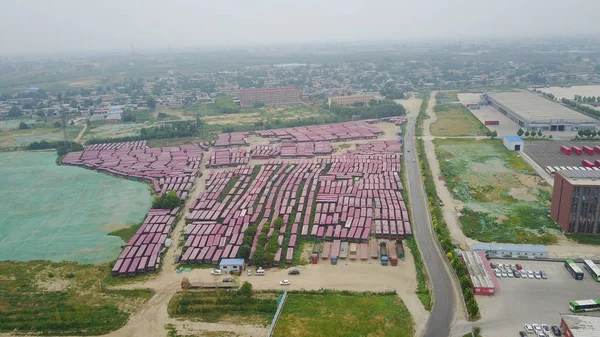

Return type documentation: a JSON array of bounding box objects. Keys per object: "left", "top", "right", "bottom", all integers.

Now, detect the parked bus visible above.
[
  {"left": 553, "top": 166, "right": 562, "bottom": 173},
  {"left": 569, "top": 299, "right": 600, "bottom": 312},
  {"left": 559, "top": 166, "right": 567, "bottom": 171},
  {"left": 565, "top": 259, "right": 584, "bottom": 280},
  {"left": 583, "top": 260, "right": 600, "bottom": 282},
  {"left": 545, "top": 166, "right": 555, "bottom": 175}
]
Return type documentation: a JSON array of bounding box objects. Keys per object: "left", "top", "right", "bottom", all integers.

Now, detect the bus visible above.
[
  {"left": 569, "top": 299, "right": 600, "bottom": 312},
  {"left": 565, "top": 260, "right": 584, "bottom": 280},
  {"left": 583, "top": 260, "right": 600, "bottom": 281},
  {"left": 545, "top": 166, "right": 555, "bottom": 175}
]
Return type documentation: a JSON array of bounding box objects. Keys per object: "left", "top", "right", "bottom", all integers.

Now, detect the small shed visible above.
[
  {"left": 503, "top": 135, "right": 524, "bottom": 151},
  {"left": 219, "top": 258, "right": 245, "bottom": 271}
]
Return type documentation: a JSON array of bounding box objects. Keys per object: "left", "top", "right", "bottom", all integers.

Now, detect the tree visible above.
[
  {"left": 460, "top": 275, "right": 472, "bottom": 291},
  {"left": 548, "top": 135, "right": 553, "bottom": 139},
  {"left": 491, "top": 130, "right": 497, "bottom": 139},
  {"left": 524, "top": 130, "right": 530, "bottom": 137},
  {"left": 146, "top": 96, "right": 157, "bottom": 109},
  {"left": 19, "top": 121, "right": 30, "bottom": 129},
  {"left": 122, "top": 111, "right": 136, "bottom": 122},
  {"left": 592, "top": 130, "right": 598, "bottom": 138},
  {"left": 466, "top": 298, "right": 479, "bottom": 317},
  {"left": 578, "top": 129, "right": 585, "bottom": 137},
  {"left": 53, "top": 121, "right": 62, "bottom": 128},
  {"left": 239, "top": 281, "right": 253, "bottom": 297},
  {"left": 516, "top": 128, "right": 524, "bottom": 137},
  {"left": 485, "top": 131, "right": 491, "bottom": 138},
  {"left": 369, "top": 99, "right": 378, "bottom": 106},
  {"left": 152, "top": 191, "right": 181, "bottom": 209},
  {"left": 463, "top": 288, "right": 475, "bottom": 301},
  {"left": 238, "top": 244, "right": 251, "bottom": 259},
  {"left": 8, "top": 106, "right": 22, "bottom": 117},
  {"left": 537, "top": 130, "right": 542, "bottom": 137}
]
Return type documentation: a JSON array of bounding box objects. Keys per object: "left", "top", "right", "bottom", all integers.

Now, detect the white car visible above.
[
  {"left": 532, "top": 324, "right": 543, "bottom": 334},
  {"left": 501, "top": 272, "right": 508, "bottom": 278},
  {"left": 247, "top": 269, "right": 252, "bottom": 276},
  {"left": 280, "top": 280, "right": 290, "bottom": 286},
  {"left": 527, "top": 271, "right": 535, "bottom": 279},
  {"left": 211, "top": 269, "right": 222, "bottom": 276},
  {"left": 534, "top": 272, "right": 542, "bottom": 279},
  {"left": 507, "top": 271, "right": 513, "bottom": 278},
  {"left": 524, "top": 324, "right": 534, "bottom": 333},
  {"left": 494, "top": 270, "right": 501, "bottom": 278},
  {"left": 412, "top": 159, "right": 416, "bottom": 162}
]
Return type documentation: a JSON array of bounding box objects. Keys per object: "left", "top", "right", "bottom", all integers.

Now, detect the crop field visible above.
[
  {"left": 0, "top": 119, "right": 81, "bottom": 150},
  {"left": 434, "top": 138, "right": 561, "bottom": 244},
  {"left": 430, "top": 104, "right": 489, "bottom": 137},
  {"left": 0, "top": 260, "right": 153, "bottom": 336},
  {"left": 83, "top": 122, "right": 146, "bottom": 141},
  {"left": 197, "top": 104, "right": 335, "bottom": 127},
  {"left": 274, "top": 291, "right": 414, "bottom": 337},
  {"left": 168, "top": 290, "right": 278, "bottom": 325},
  {"left": 0, "top": 151, "right": 152, "bottom": 264}
]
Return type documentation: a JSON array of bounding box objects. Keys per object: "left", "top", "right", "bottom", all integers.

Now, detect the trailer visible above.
[
  {"left": 484, "top": 121, "right": 499, "bottom": 126},
  {"left": 321, "top": 241, "right": 332, "bottom": 260},
  {"left": 379, "top": 241, "right": 389, "bottom": 266},
  {"left": 396, "top": 240, "right": 405, "bottom": 260},
  {"left": 583, "top": 146, "right": 595, "bottom": 155},
  {"left": 339, "top": 242, "right": 348, "bottom": 259},
  {"left": 349, "top": 243, "right": 358, "bottom": 260},
  {"left": 369, "top": 240, "right": 379, "bottom": 259},
  {"left": 311, "top": 240, "right": 322, "bottom": 264},
  {"left": 561, "top": 145, "right": 572, "bottom": 155},
  {"left": 388, "top": 241, "right": 398, "bottom": 266},
  {"left": 572, "top": 146, "right": 583, "bottom": 156},
  {"left": 583, "top": 159, "right": 595, "bottom": 168}
]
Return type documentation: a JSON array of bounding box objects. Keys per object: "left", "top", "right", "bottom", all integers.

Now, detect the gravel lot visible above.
[{"left": 475, "top": 259, "right": 600, "bottom": 337}]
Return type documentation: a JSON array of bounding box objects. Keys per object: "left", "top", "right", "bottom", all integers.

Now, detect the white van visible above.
[{"left": 255, "top": 268, "right": 265, "bottom": 276}]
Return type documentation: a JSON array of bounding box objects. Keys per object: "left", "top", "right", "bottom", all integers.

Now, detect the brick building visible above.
[
  {"left": 560, "top": 314, "right": 600, "bottom": 337},
  {"left": 328, "top": 95, "right": 376, "bottom": 108},
  {"left": 238, "top": 87, "right": 301, "bottom": 107},
  {"left": 551, "top": 170, "right": 600, "bottom": 233}
]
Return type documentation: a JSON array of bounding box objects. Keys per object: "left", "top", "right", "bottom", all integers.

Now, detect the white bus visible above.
[
  {"left": 583, "top": 260, "right": 600, "bottom": 282},
  {"left": 546, "top": 166, "right": 556, "bottom": 175}
]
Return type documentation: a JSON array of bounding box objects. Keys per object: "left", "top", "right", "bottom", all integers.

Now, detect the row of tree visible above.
[
  {"left": 561, "top": 98, "right": 600, "bottom": 120},
  {"left": 516, "top": 129, "right": 551, "bottom": 138},
  {"left": 328, "top": 99, "right": 406, "bottom": 120}
]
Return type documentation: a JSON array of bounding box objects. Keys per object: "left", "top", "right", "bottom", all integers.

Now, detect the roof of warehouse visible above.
[
  {"left": 471, "top": 243, "right": 547, "bottom": 253},
  {"left": 487, "top": 91, "right": 596, "bottom": 123},
  {"left": 561, "top": 314, "right": 600, "bottom": 337},
  {"left": 559, "top": 169, "right": 600, "bottom": 186},
  {"left": 504, "top": 135, "right": 523, "bottom": 143},
  {"left": 462, "top": 250, "right": 496, "bottom": 289}
]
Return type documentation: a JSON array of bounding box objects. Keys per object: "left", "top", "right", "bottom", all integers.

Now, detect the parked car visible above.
[
  {"left": 175, "top": 255, "right": 182, "bottom": 264},
  {"left": 222, "top": 277, "right": 234, "bottom": 283},
  {"left": 288, "top": 269, "right": 300, "bottom": 275},
  {"left": 541, "top": 324, "right": 550, "bottom": 333},
  {"left": 230, "top": 269, "right": 241, "bottom": 275},
  {"left": 494, "top": 270, "right": 501, "bottom": 278},
  {"left": 524, "top": 324, "right": 534, "bottom": 333},
  {"left": 533, "top": 324, "right": 543, "bottom": 334},
  {"left": 519, "top": 331, "right": 528, "bottom": 337},
  {"left": 534, "top": 272, "right": 541, "bottom": 279},
  {"left": 514, "top": 270, "right": 521, "bottom": 278},
  {"left": 501, "top": 272, "right": 508, "bottom": 278},
  {"left": 520, "top": 270, "right": 527, "bottom": 278},
  {"left": 551, "top": 325, "right": 561, "bottom": 336},
  {"left": 516, "top": 263, "right": 523, "bottom": 270},
  {"left": 280, "top": 280, "right": 290, "bottom": 286},
  {"left": 247, "top": 269, "right": 252, "bottom": 276},
  {"left": 507, "top": 271, "right": 513, "bottom": 278},
  {"left": 541, "top": 271, "right": 548, "bottom": 279},
  {"left": 211, "top": 269, "right": 222, "bottom": 276},
  {"left": 490, "top": 262, "right": 496, "bottom": 269},
  {"left": 527, "top": 271, "right": 535, "bottom": 279}
]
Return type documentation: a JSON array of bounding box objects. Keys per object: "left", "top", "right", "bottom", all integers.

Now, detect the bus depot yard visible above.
[
  {"left": 524, "top": 141, "right": 600, "bottom": 171},
  {"left": 475, "top": 259, "right": 600, "bottom": 337},
  {"left": 433, "top": 138, "right": 560, "bottom": 245}
]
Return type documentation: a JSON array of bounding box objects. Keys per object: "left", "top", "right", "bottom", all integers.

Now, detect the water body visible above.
[{"left": 0, "top": 151, "right": 152, "bottom": 264}]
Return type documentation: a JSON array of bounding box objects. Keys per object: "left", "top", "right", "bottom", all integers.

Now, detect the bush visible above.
[
  {"left": 239, "top": 282, "right": 253, "bottom": 297},
  {"left": 152, "top": 191, "right": 181, "bottom": 209},
  {"left": 65, "top": 273, "right": 76, "bottom": 279},
  {"left": 19, "top": 121, "right": 31, "bottom": 129}
]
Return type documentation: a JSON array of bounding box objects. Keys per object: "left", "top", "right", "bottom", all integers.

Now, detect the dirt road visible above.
[{"left": 73, "top": 123, "right": 87, "bottom": 144}]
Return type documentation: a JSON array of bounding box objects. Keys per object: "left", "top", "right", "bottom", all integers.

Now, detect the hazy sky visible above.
[{"left": 2, "top": 0, "right": 600, "bottom": 55}]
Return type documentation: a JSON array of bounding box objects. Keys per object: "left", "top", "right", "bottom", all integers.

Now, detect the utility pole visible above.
[{"left": 130, "top": 42, "right": 135, "bottom": 57}]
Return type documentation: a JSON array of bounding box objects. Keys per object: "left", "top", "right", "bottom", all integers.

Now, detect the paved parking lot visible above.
[
  {"left": 524, "top": 141, "right": 600, "bottom": 169},
  {"left": 475, "top": 259, "right": 600, "bottom": 337}
]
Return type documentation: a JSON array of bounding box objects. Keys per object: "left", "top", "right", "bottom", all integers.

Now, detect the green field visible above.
[
  {"left": 0, "top": 151, "right": 152, "bottom": 263},
  {"left": 0, "top": 118, "right": 81, "bottom": 150},
  {"left": 434, "top": 138, "right": 561, "bottom": 244},
  {"left": 430, "top": 104, "right": 488, "bottom": 137},
  {"left": 274, "top": 291, "right": 414, "bottom": 337},
  {"left": 168, "top": 289, "right": 278, "bottom": 325},
  {"left": 436, "top": 91, "right": 459, "bottom": 103},
  {"left": 0, "top": 260, "right": 153, "bottom": 336}
]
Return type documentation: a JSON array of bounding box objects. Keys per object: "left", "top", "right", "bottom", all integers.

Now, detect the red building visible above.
[
  {"left": 560, "top": 314, "right": 600, "bottom": 337},
  {"left": 238, "top": 87, "right": 302, "bottom": 107},
  {"left": 461, "top": 250, "right": 499, "bottom": 296},
  {"left": 551, "top": 170, "right": 600, "bottom": 233}
]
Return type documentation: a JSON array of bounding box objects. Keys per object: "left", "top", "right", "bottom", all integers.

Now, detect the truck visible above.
[
  {"left": 387, "top": 241, "right": 398, "bottom": 266},
  {"left": 349, "top": 243, "right": 358, "bottom": 260},
  {"left": 339, "top": 242, "right": 348, "bottom": 259},
  {"left": 396, "top": 240, "right": 405, "bottom": 260},
  {"left": 330, "top": 255, "right": 338, "bottom": 265},
  {"left": 379, "top": 241, "right": 389, "bottom": 266},
  {"left": 311, "top": 240, "right": 322, "bottom": 264}
]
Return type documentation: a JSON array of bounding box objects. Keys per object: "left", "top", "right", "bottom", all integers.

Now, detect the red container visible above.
[
  {"left": 583, "top": 159, "right": 595, "bottom": 168},
  {"left": 583, "top": 146, "right": 595, "bottom": 155},
  {"left": 561, "top": 145, "right": 572, "bottom": 155},
  {"left": 484, "top": 120, "right": 500, "bottom": 125},
  {"left": 595, "top": 159, "right": 600, "bottom": 167},
  {"left": 572, "top": 146, "right": 583, "bottom": 155}
]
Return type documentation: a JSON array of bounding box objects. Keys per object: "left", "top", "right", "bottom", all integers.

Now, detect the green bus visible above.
[
  {"left": 564, "top": 259, "right": 584, "bottom": 280},
  {"left": 570, "top": 299, "right": 600, "bottom": 313}
]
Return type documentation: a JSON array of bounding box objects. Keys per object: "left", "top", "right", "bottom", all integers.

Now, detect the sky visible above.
[{"left": 1, "top": 0, "right": 600, "bottom": 55}]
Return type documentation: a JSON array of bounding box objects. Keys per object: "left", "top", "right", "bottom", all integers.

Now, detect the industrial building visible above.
[
  {"left": 551, "top": 170, "right": 600, "bottom": 234},
  {"left": 503, "top": 135, "right": 524, "bottom": 151},
  {"left": 471, "top": 243, "right": 548, "bottom": 259},
  {"left": 238, "top": 87, "right": 302, "bottom": 107},
  {"left": 484, "top": 91, "right": 596, "bottom": 131},
  {"left": 328, "top": 94, "right": 376, "bottom": 108},
  {"left": 461, "top": 250, "right": 499, "bottom": 296},
  {"left": 560, "top": 314, "right": 600, "bottom": 337},
  {"left": 219, "top": 258, "right": 245, "bottom": 271}
]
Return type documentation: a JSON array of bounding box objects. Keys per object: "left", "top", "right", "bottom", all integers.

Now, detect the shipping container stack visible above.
[
  {"left": 207, "top": 149, "right": 250, "bottom": 168},
  {"left": 213, "top": 132, "right": 249, "bottom": 148}
]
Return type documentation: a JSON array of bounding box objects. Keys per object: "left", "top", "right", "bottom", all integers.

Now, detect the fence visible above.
[{"left": 265, "top": 290, "right": 288, "bottom": 337}]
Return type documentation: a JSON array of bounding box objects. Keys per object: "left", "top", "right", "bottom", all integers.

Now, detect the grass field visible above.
[
  {"left": 430, "top": 104, "right": 489, "bottom": 137},
  {"left": 274, "top": 291, "right": 413, "bottom": 337},
  {"left": 434, "top": 138, "right": 561, "bottom": 244},
  {"left": 0, "top": 151, "right": 152, "bottom": 263},
  {"left": 168, "top": 289, "right": 278, "bottom": 325},
  {"left": 0, "top": 118, "right": 81, "bottom": 150},
  {"left": 436, "top": 91, "right": 459, "bottom": 103},
  {"left": 567, "top": 233, "right": 600, "bottom": 245},
  {"left": 0, "top": 260, "right": 153, "bottom": 336},
  {"left": 83, "top": 122, "right": 146, "bottom": 141}
]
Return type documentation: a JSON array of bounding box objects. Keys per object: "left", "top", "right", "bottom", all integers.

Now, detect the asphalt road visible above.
[{"left": 403, "top": 117, "right": 457, "bottom": 337}]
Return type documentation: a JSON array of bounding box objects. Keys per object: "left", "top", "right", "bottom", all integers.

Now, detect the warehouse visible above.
[
  {"left": 560, "top": 314, "right": 600, "bottom": 337},
  {"left": 471, "top": 243, "right": 548, "bottom": 259},
  {"left": 219, "top": 258, "right": 245, "bottom": 272},
  {"left": 484, "top": 91, "right": 596, "bottom": 131},
  {"left": 461, "top": 250, "right": 499, "bottom": 296},
  {"left": 503, "top": 135, "right": 524, "bottom": 151},
  {"left": 551, "top": 170, "right": 600, "bottom": 234}
]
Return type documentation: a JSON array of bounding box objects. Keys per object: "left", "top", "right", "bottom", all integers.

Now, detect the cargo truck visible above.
[
  {"left": 388, "top": 241, "right": 398, "bottom": 266},
  {"left": 349, "top": 243, "right": 358, "bottom": 260},
  {"left": 339, "top": 242, "right": 348, "bottom": 259},
  {"left": 396, "top": 240, "right": 405, "bottom": 260},
  {"left": 311, "top": 240, "right": 322, "bottom": 264},
  {"left": 379, "top": 241, "right": 389, "bottom": 266}
]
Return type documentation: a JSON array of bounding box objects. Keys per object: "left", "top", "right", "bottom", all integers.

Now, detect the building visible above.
[
  {"left": 219, "top": 258, "right": 245, "bottom": 272},
  {"left": 560, "top": 314, "right": 600, "bottom": 337},
  {"left": 328, "top": 95, "right": 376, "bottom": 108},
  {"left": 471, "top": 243, "right": 548, "bottom": 259},
  {"left": 461, "top": 250, "right": 499, "bottom": 296},
  {"left": 551, "top": 170, "right": 600, "bottom": 233},
  {"left": 503, "top": 135, "right": 524, "bottom": 151},
  {"left": 238, "top": 87, "right": 301, "bottom": 107},
  {"left": 485, "top": 91, "right": 596, "bottom": 131}
]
